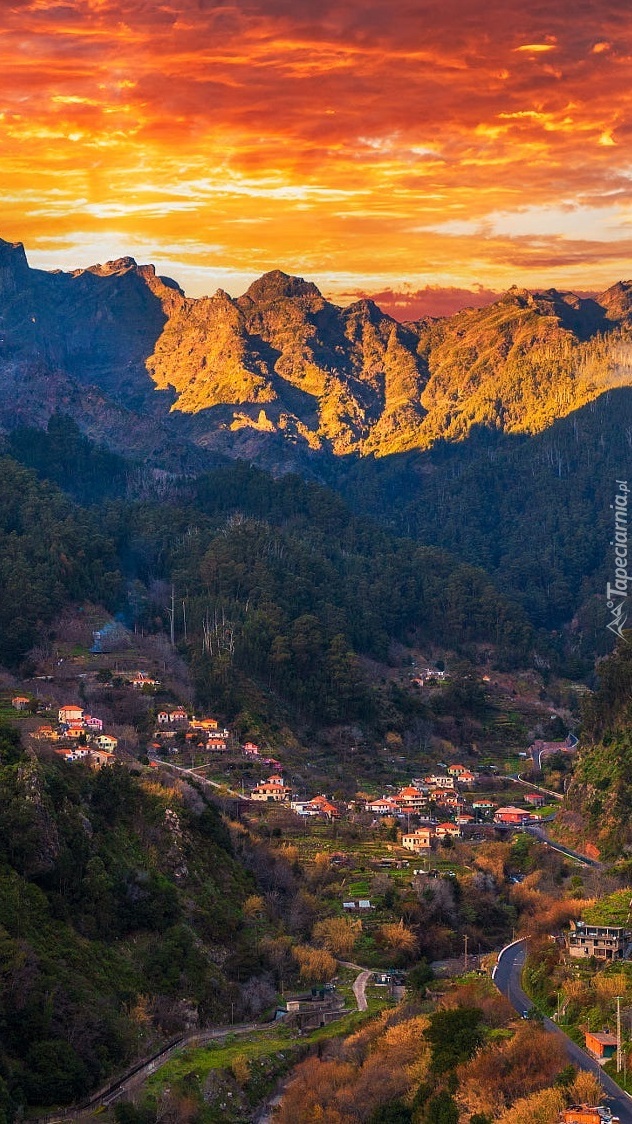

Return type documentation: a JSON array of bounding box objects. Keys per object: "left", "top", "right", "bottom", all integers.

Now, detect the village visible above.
[
  {"left": 9, "top": 673, "right": 560, "bottom": 856},
  {"left": 3, "top": 652, "right": 630, "bottom": 1124}
]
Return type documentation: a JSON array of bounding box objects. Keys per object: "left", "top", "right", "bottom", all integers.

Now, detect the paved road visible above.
[
  {"left": 508, "top": 773, "right": 564, "bottom": 801},
  {"left": 493, "top": 939, "right": 632, "bottom": 1122},
  {"left": 156, "top": 760, "right": 248, "bottom": 800},
  {"left": 526, "top": 823, "right": 603, "bottom": 869},
  {"left": 338, "top": 961, "right": 372, "bottom": 1011}
]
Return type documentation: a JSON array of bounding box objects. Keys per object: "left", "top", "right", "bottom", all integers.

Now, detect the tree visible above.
[
  {"left": 426, "top": 1007, "right": 484, "bottom": 1074},
  {"left": 424, "top": 1091, "right": 459, "bottom": 1124},
  {"left": 292, "top": 945, "right": 337, "bottom": 983},
  {"left": 312, "top": 916, "right": 362, "bottom": 956}
]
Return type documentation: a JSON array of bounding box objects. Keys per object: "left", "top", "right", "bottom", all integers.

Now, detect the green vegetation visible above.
[
  {"left": 0, "top": 456, "right": 122, "bottom": 665},
  {"left": 561, "top": 641, "right": 632, "bottom": 858},
  {"left": 0, "top": 733, "right": 253, "bottom": 1112}
]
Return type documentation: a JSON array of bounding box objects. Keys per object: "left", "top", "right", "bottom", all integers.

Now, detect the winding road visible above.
[
  {"left": 493, "top": 939, "right": 632, "bottom": 1122},
  {"left": 338, "top": 961, "right": 372, "bottom": 1011}
]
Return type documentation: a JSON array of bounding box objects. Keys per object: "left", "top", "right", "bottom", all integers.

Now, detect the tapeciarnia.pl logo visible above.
[{"left": 606, "top": 479, "right": 630, "bottom": 641}]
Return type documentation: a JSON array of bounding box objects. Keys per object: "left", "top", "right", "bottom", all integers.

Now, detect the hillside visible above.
[
  {"left": 2, "top": 239, "right": 632, "bottom": 472},
  {"left": 555, "top": 641, "right": 632, "bottom": 859},
  {"left": 0, "top": 728, "right": 253, "bottom": 1112}
]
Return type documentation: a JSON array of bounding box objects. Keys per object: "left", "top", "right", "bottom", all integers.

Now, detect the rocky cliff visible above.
[{"left": 2, "top": 238, "right": 632, "bottom": 469}]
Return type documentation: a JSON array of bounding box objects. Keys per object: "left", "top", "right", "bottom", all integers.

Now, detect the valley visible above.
[{"left": 0, "top": 242, "right": 629, "bottom": 1124}]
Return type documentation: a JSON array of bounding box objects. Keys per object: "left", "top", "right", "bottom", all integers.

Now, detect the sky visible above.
[{"left": 2, "top": 0, "right": 632, "bottom": 317}]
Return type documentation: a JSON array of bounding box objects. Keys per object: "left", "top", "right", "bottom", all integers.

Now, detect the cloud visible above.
[{"left": 1, "top": 0, "right": 632, "bottom": 293}]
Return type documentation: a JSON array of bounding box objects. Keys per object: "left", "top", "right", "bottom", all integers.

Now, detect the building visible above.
[
  {"left": 11, "top": 696, "right": 30, "bottom": 710},
  {"left": 401, "top": 829, "right": 434, "bottom": 852},
  {"left": 424, "top": 774, "right": 456, "bottom": 789},
  {"left": 89, "top": 749, "right": 116, "bottom": 769},
  {"left": 250, "top": 775, "right": 291, "bottom": 802},
  {"left": 568, "top": 921, "right": 631, "bottom": 961},
  {"left": 584, "top": 1031, "right": 618, "bottom": 1060},
  {"left": 94, "top": 734, "right": 118, "bottom": 752},
  {"left": 560, "top": 1107, "right": 620, "bottom": 1123},
  {"left": 366, "top": 797, "right": 400, "bottom": 815},
  {"left": 84, "top": 715, "right": 104, "bottom": 733},
  {"left": 435, "top": 822, "right": 461, "bottom": 839},
  {"left": 59, "top": 705, "right": 84, "bottom": 724},
  {"left": 524, "top": 792, "right": 545, "bottom": 807},
  {"left": 493, "top": 806, "right": 531, "bottom": 825}
]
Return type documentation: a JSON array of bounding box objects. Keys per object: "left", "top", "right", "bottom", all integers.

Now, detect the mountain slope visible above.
[{"left": 2, "top": 238, "right": 632, "bottom": 470}]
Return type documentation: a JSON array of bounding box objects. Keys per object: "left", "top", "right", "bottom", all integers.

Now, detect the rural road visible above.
[
  {"left": 34, "top": 1021, "right": 260, "bottom": 1121},
  {"left": 493, "top": 938, "right": 632, "bottom": 1122},
  {"left": 338, "top": 961, "right": 372, "bottom": 1011},
  {"left": 525, "top": 823, "right": 603, "bottom": 869}
]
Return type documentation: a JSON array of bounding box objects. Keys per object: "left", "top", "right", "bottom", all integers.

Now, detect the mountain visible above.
[{"left": 2, "top": 238, "right": 632, "bottom": 472}]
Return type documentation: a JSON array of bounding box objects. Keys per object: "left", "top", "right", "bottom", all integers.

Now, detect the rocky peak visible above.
[
  {"left": 86, "top": 257, "right": 140, "bottom": 277},
  {"left": 239, "top": 270, "right": 322, "bottom": 306},
  {"left": 598, "top": 280, "right": 632, "bottom": 321},
  {"left": 0, "top": 238, "right": 31, "bottom": 295}
]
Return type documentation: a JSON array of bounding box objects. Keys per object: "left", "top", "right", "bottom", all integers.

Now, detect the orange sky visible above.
[{"left": 3, "top": 0, "right": 632, "bottom": 312}]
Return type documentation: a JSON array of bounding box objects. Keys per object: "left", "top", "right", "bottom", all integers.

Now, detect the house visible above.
[
  {"left": 425, "top": 774, "right": 456, "bottom": 789},
  {"left": 170, "top": 707, "right": 188, "bottom": 724},
  {"left": 206, "top": 738, "right": 228, "bottom": 751},
  {"left": 84, "top": 715, "right": 104, "bottom": 733},
  {"left": 250, "top": 776, "right": 291, "bottom": 802},
  {"left": 584, "top": 1030, "right": 618, "bottom": 1060},
  {"left": 394, "top": 786, "right": 427, "bottom": 811},
  {"left": 366, "top": 797, "right": 400, "bottom": 815},
  {"left": 456, "top": 813, "right": 474, "bottom": 825},
  {"left": 131, "top": 672, "right": 159, "bottom": 689},
  {"left": 435, "top": 822, "right": 461, "bottom": 839},
  {"left": 89, "top": 749, "right": 116, "bottom": 769},
  {"left": 189, "top": 717, "right": 219, "bottom": 732},
  {"left": 472, "top": 800, "right": 496, "bottom": 811},
  {"left": 243, "top": 742, "right": 260, "bottom": 756},
  {"left": 401, "top": 829, "right": 434, "bottom": 852},
  {"left": 59, "top": 705, "right": 84, "bottom": 724},
  {"left": 33, "top": 724, "right": 56, "bottom": 740},
  {"left": 94, "top": 734, "right": 118, "bottom": 752},
  {"left": 568, "top": 921, "right": 631, "bottom": 961},
  {"left": 291, "top": 800, "right": 320, "bottom": 817},
  {"left": 54, "top": 747, "right": 78, "bottom": 762},
  {"left": 307, "top": 795, "right": 339, "bottom": 819},
  {"left": 11, "top": 696, "right": 30, "bottom": 710},
  {"left": 493, "top": 806, "right": 531, "bottom": 825},
  {"left": 157, "top": 711, "right": 171, "bottom": 726},
  {"left": 524, "top": 792, "right": 545, "bottom": 807},
  {"left": 457, "top": 770, "right": 477, "bottom": 786}
]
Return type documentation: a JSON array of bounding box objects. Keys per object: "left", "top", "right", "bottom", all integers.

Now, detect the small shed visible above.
[{"left": 584, "top": 1029, "right": 617, "bottom": 1060}]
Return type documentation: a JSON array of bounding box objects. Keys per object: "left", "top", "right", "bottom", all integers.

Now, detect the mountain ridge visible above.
[{"left": 1, "top": 238, "right": 632, "bottom": 472}]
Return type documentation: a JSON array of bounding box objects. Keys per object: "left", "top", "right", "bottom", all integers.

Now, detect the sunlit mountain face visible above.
[{"left": 1, "top": 0, "right": 631, "bottom": 314}]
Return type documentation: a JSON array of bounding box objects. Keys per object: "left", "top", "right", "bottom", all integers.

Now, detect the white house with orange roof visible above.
[
  {"left": 394, "top": 786, "right": 427, "bottom": 812},
  {"left": 401, "top": 828, "right": 434, "bottom": 852},
  {"left": 251, "top": 775, "right": 291, "bottom": 802},
  {"left": 366, "top": 797, "right": 400, "bottom": 815},
  {"left": 435, "top": 822, "right": 461, "bottom": 839},
  {"left": 59, "top": 705, "right": 84, "bottom": 724}
]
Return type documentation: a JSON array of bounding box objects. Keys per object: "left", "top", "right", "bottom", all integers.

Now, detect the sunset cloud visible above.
[{"left": 2, "top": 0, "right": 632, "bottom": 302}]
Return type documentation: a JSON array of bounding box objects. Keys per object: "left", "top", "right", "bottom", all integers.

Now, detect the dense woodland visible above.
[
  {"left": 333, "top": 386, "right": 632, "bottom": 652},
  {"left": 0, "top": 424, "right": 533, "bottom": 722},
  {"left": 0, "top": 729, "right": 255, "bottom": 1114}
]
